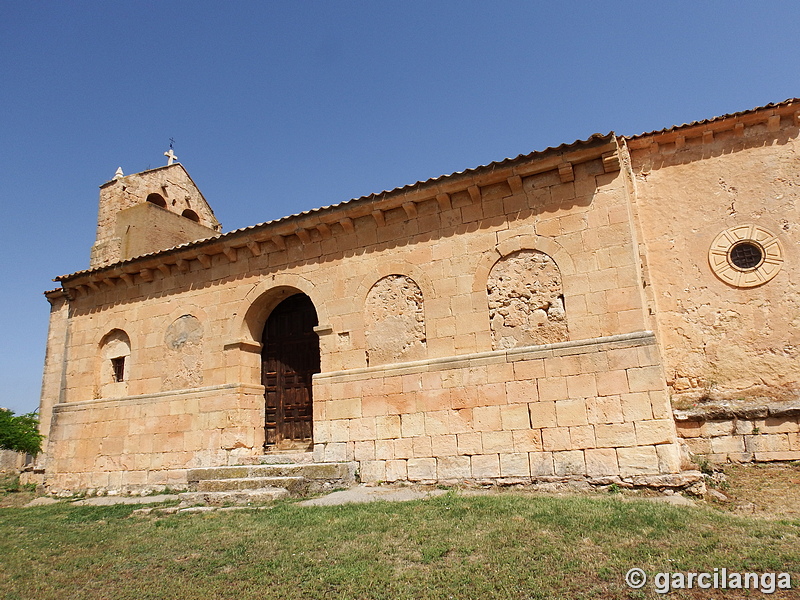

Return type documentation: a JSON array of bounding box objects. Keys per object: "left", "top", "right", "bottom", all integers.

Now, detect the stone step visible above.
[
  {"left": 235, "top": 451, "right": 316, "bottom": 465},
  {"left": 179, "top": 488, "right": 290, "bottom": 507},
  {"left": 196, "top": 476, "right": 308, "bottom": 495},
  {"left": 187, "top": 462, "right": 355, "bottom": 483}
]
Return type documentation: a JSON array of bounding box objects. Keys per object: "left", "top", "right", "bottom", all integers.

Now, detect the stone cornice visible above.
[{"left": 625, "top": 98, "right": 800, "bottom": 151}]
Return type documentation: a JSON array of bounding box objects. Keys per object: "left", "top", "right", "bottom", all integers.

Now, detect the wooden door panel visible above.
[{"left": 261, "top": 294, "right": 319, "bottom": 449}]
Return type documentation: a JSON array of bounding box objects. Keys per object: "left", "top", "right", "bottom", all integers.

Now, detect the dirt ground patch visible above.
[{"left": 708, "top": 461, "right": 800, "bottom": 519}]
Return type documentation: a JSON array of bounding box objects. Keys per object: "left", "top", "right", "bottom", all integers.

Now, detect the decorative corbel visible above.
[
  {"left": 402, "top": 202, "right": 417, "bottom": 219},
  {"left": 507, "top": 175, "right": 523, "bottom": 196},
  {"left": 601, "top": 152, "right": 620, "bottom": 173},
  {"left": 436, "top": 193, "right": 452, "bottom": 211},
  {"left": 558, "top": 162, "right": 574, "bottom": 183},
  {"left": 316, "top": 223, "right": 332, "bottom": 239},
  {"left": 222, "top": 247, "right": 238, "bottom": 262},
  {"left": 339, "top": 218, "right": 355, "bottom": 233},
  {"left": 247, "top": 241, "right": 261, "bottom": 257},
  {"left": 271, "top": 235, "right": 286, "bottom": 250}
]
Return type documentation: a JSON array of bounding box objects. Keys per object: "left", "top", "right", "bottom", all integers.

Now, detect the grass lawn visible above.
[{"left": 0, "top": 490, "right": 798, "bottom": 599}]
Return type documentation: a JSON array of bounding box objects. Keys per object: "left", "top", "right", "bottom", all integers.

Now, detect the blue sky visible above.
[{"left": 1, "top": 2, "right": 798, "bottom": 414}]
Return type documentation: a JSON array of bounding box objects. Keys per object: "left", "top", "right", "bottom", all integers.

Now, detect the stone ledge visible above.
[
  {"left": 673, "top": 399, "right": 800, "bottom": 422},
  {"left": 51, "top": 383, "right": 266, "bottom": 413},
  {"left": 317, "top": 332, "right": 658, "bottom": 383}
]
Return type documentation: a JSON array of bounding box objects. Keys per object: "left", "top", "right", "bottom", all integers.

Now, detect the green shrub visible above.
[{"left": 0, "top": 409, "right": 44, "bottom": 456}]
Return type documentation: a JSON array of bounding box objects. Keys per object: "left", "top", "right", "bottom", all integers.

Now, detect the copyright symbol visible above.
[{"left": 626, "top": 568, "right": 647, "bottom": 589}]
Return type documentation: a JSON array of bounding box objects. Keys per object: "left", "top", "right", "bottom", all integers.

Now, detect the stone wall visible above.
[
  {"left": 314, "top": 333, "right": 680, "bottom": 483},
  {"left": 0, "top": 449, "right": 27, "bottom": 473},
  {"left": 629, "top": 111, "right": 800, "bottom": 404},
  {"left": 677, "top": 416, "right": 800, "bottom": 465},
  {"left": 674, "top": 400, "right": 800, "bottom": 465},
  {"left": 44, "top": 384, "right": 264, "bottom": 493},
  {"left": 40, "top": 136, "right": 674, "bottom": 492}
]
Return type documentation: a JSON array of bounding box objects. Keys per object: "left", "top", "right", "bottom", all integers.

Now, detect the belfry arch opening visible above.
[
  {"left": 261, "top": 293, "right": 320, "bottom": 451},
  {"left": 146, "top": 193, "right": 167, "bottom": 207},
  {"left": 182, "top": 209, "right": 200, "bottom": 222}
]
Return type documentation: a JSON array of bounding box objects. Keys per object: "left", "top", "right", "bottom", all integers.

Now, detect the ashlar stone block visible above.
[
  {"left": 457, "top": 432, "right": 483, "bottom": 455},
  {"left": 586, "top": 395, "right": 624, "bottom": 424},
  {"left": 430, "top": 434, "right": 458, "bottom": 456},
  {"left": 594, "top": 422, "right": 636, "bottom": 448},
  {"left": 553, "top": 450, "right": 586, "bottom": 476},
  {"left": 501, "top": 403, "right": 531, "bottom": 430},
  {"left": 407, "top": 458, "right": 437, "bottom": 481},
  {"left": 512, "top": 429, "right": 543, "bottom": 453},
  {"left": 437, "top": 455, "right": 471, "bottom": 479},
  {"left": 481, "top": 431, "right": 514, "bottom": 454},
  {"left": 359, "top": 460, "right": 386, "bottom": 483},
  {"left": 471, "top": 454, "right": 500, "bottom": 478},
  {"left": 401, "top": 412, "right": 425, "bottom": 438},
  {"left": 529, "top": 451, "right": 555, "bottom": 476},
  {"left": 385, "top": 459, "right": 408, "bottom": 482},
  {"left": 634, "top": 419, "right": 676, "bottom": 446},
  {"left": 555, "top": 398, "right": 588, "bottom": 427},
  {"left": 499, "top": 453, "right": 531, "bottom": 477},
  {"left": 585, "top": 448, "right": 619, "bottom": 477},
  {"left": 541, "top": 427, "right": 571, "bottom": 452},
  {"left": 530, "top": 401, "right": 557, "bottom": 429},
  {"left": 617, "top": 446, "right": 659, "bottom": 476}
]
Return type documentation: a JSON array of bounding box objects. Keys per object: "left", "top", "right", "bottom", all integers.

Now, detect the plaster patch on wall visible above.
[
  {"left": 365, "top": 275, "right": 426, "bottom": 366},
  {"left": 488, "top": 249, "right": 568, "bottom": 350},
  {"left": 162, "top": 315, "right": 203, "bottom": 391}
]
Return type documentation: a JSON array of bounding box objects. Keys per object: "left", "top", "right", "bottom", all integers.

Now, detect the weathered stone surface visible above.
[
  {"left": 487, "top": 250, "right": 568, "bottom": 350},
  {"left": 365, "top": 275, "right": 426, "bottom": 366},
  {"left": 162, "top": 315, "right": 203, "bottom": 391}
]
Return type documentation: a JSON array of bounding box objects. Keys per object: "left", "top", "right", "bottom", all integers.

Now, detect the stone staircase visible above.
[{"left": 179, "top": 452, "right": 357, "bottom": 506}]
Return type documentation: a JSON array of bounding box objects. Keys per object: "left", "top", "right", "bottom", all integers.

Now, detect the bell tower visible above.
[{"left": 89, "top": 154, "right": 221, "bottom": 269}]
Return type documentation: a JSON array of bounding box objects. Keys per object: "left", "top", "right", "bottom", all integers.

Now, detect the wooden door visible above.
[{"left": 261, "top": 294, "right": 319, "bottom": 450}]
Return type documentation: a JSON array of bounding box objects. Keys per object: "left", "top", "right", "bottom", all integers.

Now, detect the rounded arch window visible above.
[
  {"left": 98, "top": 329, "right": 131, "bottom": 396},
  {"left": 708, "top": 225, "right": 784, "bottom": 288},
  {"left": 146, "top": 193, "right": 167, "bottom": 207},
  {"left": 182, "top": 209, "right": 200, "bottom": 222}
]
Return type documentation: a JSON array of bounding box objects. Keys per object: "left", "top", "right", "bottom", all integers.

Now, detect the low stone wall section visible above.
[
  {"left": 45, "top": 384, "right": 265, "bottom": 494},
  {"left": 313, "top": 331, "right": 682, "bottom": 484},
  {"left": 675, "top": 401, "right": 800, "bottom": 464}
]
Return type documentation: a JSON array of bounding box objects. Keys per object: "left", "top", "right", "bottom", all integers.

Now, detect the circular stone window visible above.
[{"left": 708, "top": 225, "right": 784, "bottom": 287}]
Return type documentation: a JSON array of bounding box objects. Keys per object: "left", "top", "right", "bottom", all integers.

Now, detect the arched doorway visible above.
[{"left": 261, "top": 293, "right": 320, "bottom": 451}]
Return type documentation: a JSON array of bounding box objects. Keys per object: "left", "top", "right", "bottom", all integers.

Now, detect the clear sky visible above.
[{"left": 1, "top": 2, "right": 798, "bottom": 414}]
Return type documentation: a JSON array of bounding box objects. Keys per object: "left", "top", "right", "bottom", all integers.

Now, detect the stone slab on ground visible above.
[
  {"left": 71, "top": 494, "right": 181, "bottom": 506},
  {"left": 297, "top": 484, "right": 447, "bottom": 506},
  {"left": 179, "top": 488, "right": 290, "bottom": 506},
  {"left": 24, "top": 497, "right": 61, "bottom": 507}
]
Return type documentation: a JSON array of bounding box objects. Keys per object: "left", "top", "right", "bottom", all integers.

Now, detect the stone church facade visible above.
[{"left": 38, "top": 100, "right": 800, "bottom": 493}]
